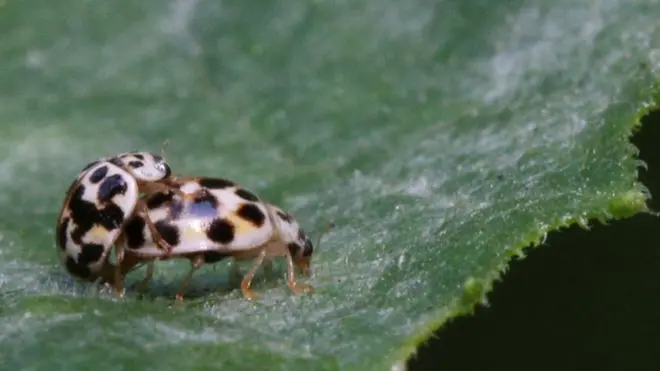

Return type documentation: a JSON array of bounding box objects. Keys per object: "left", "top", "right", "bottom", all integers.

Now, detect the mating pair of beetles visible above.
[{"left": 55, "top": 147, "right": 332, "bottom": 302}]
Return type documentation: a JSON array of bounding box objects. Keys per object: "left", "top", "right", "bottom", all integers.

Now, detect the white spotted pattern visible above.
[
  {"left": 56, "top": 151, "right": 174, "bottom": 281},
  {"left": 57, "top": 161, "right": 139, "bottom": 276},
  {"left": 121, "top": 181, "right": 306, "bottom": 258}
]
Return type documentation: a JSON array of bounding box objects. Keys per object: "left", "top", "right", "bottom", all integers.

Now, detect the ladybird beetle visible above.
[{"left": 115, "top": 176, "right": 333, "bottom": 301}]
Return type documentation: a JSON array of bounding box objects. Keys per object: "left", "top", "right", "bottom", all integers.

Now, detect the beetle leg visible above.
[
  {"left": 96, "top": 264, "right": 117, "bottom": 295},
  {"left": 118, "top": 254, "right": 144, "bottom": 276},
  {"left": 175, "top": 255, "right": 205, "bottom": 303},
  {"left": 91, "top": 276, "right": 106, "bottom": 296},
  {"left": 112, "top": 244, "right": 126, "bottom": 298},
  {"left": 119, "top": 256, "right": 154, "bottom": 294},
  {"left": 136, "top": 199, "right": 174, "bottom": 256},
  {"left": 240, "top": 249, "right": 267, "bottom": 300},
  {"left": 147, "top": 180, "right": 187, "bottom": 199},
  {"left": 135, "top": 261, "right": 155, "bottom": 293},
  {"left": 286, "top": 252, "right": 313, "bottom": 295}
]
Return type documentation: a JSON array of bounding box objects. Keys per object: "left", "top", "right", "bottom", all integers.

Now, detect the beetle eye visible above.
[
  {"left": 157, "top": 162, "right": 171, "bottom": 177},
  {"left": 302, "top": 237, "right": 314, "bottom": 257}
]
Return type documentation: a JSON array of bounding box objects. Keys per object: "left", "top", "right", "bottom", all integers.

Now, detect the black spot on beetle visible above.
[
  {"left": 194, "top": 191, "right": 218, "bottom": 207},
  {"left": 98, "top": 174, "right": 128, "bottom": 202},
  {"left": 68, "top": 186, "right": 97, "bottom": 243},
  {"left": 80, "top": 160, "right": 100, "bottom": 173},
  {"left": 108, "top": 157, "right": 124, "bottom": 167},
  {"left": 57, "top": 219, "right": 69, "bottom": 250},
  {"left": 162, "top": 163, "right": 172, "bottom": 178},
  {"left": 235, "top": 188, "right": 259, "bottom": 202},
  {"left": 146, "top": 192, "right": 173, "bottom": 210},
  {"left": 152, "top": 154, "right": 163, "bottom": 163},
  {"left": 97, "top": 204, "right": 126, "bottom": 230},
  {"left": 133, "top": 153, "right": 145, "bottom": 160},
  {"left": 155, "top": 220, "right": 180, "bottom": 246},
  {"left": 236, "top": 203, "right": 265, "bottom": 227},
  {"left": 170, "top": 199, "right": 185, "bottom": 220},
  {"left": 123, "top": 216, "right": 146, "bottom": 249},
  {"left": 207, "top": 218, "right": 235, "bottom": 244},
  {"left": 69, "top": 184, "right": 85, "bottom": 202},
  {"left": 202, "top": 251, "right": 231, "bottom": 263},
  {"left": 68, "top": 185, "right": 125, "bottom": 245},
  {"left": 65, "top": 256, "right": 92, "bottom": 279},
  {"left": 89, "top": 165, "right": 109, "bottom": 184},
  {"left": 187, "top": 191, "right": 219, "bottom": 218},
  {"left": 79, "top": 244, "right": 105, "bottom": 264},
  {"left": 198, "top": 177, "right": 235, "bottom": 189},
  {"left": 128, "top": 160, "right": 143, "bottom": 168},
  {"left": 276, "top": 210, "right": 292, "bottom": 223},
  {"left": 302, "top": 237, "right": 314, "bottom": 257},
  {"left": 287, "top": 242, "right": 301, "bottom": 256},
  {"left": 70, "top": 226, "right": 85, "bottom": 245}
]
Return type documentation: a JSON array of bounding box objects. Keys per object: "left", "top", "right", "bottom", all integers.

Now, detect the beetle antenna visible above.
[{"left": 161, "top": 139, "right": 170, "bottom": 160}]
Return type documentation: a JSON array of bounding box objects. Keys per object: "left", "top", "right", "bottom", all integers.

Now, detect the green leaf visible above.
[{"left": 1, "top": 0, "right": 658, "bottom": 370}]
